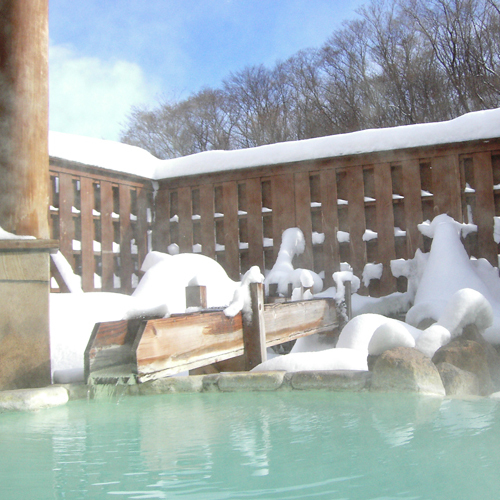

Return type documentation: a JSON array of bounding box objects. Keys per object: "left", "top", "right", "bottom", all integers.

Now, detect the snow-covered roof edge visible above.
[{"left": 49, "top": 108, "right": 500, "bottom": 181}]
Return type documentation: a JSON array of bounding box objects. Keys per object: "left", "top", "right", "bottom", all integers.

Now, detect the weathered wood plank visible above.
[
  {"left": 431, "top": 155, "right": 462, "bottom": 221},
  {"left": 135, "top": 311, "right": 245, "bottom": 381},
  {"left": 152, "top": 188, "right": 170, "bottom": 253},
  {"left": 294, "top": 171, "right": 313, "bottom": 270},
  {"left": 320, "top": 168, "right": 340, "bottom": 286},
  {"left": 242, "top": 282, "right": 266, "bottom": 369},
  {"left": 58, "top": 172, "right": 75, "bottom": 268},
  {"left": 80, "top": 176, "right": 95, "bottom": 291},
  {"left": 346, "top": 166, "right": 367, "bottom": 281},
  {"left": 100, "top": 181, "right": 114, "bottom": 291},
  {"left": 473, "top": 152, "right": 497, "bottom": 265},
  {"left": 222, "top": 181, "right": 240, "bottom": 280},
  {"left": 272, "top": 173, "right": 295, "bottom": 261},
  {"left": 200, "top": 183, "right": 216, "bottom": 259},
  {"left": 264, "top": 298, "right": 339, "bottom": 346},
  {"left": 84, "top": 319, "right": 142, "bottom": 380},
  {"left": 86, "top": 295, "right": 339, "bottom": 382},
  {"left": 177, "top": 186, "right": 193, "bottom": 253},
  {"left": 136, "top": 187, "right": 149, "bottom": 266},
  {"left": 246, "top": 178, "right": 264, "bottom": 271},
  {"left": 374, "top": 163, "right": 396, "bottom": 295},
  {"left": 119, "top": 184, "right": 133, "bottom": 293},
  {"left": 401, "top": 159, "right": 424, "bottom": 257}
]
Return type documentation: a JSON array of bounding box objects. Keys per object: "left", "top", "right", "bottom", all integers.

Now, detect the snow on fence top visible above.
[{"left": 49, "top": 108, "right": 500, "bottom": 181}]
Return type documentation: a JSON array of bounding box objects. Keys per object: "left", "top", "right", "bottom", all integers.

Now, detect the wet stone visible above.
[
  {"left": 217, "top": 372, "right": 285, "bottom": 391},
  {"left": 291, "top": 370, "right": 371, "bottom": 391}
]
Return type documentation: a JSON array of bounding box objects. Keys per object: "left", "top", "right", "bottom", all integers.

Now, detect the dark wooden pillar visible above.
[{"left": 0, "top": 0, "right": 49, "bottom": 238}]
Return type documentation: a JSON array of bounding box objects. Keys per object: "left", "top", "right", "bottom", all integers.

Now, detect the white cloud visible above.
[{"left": 49, "top": 44, "right": 159, "bottom": 141}]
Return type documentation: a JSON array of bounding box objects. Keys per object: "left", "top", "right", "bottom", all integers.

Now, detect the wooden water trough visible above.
[{"left": 84, "top": 283, "right": 340, "bottom": 384}]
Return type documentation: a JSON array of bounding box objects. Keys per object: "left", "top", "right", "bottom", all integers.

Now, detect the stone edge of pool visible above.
[{"left": 2, "top": 370, "right": 500, "bottom": 413}]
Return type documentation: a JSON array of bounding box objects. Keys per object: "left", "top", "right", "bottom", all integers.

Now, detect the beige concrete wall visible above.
[{"left": 0, "top": 246, "right": 52, "bottom": 389}]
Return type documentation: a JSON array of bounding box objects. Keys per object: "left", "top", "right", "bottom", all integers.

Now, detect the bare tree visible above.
[{"left": 120, "top": 0, "right": 500, "bottom": 158}]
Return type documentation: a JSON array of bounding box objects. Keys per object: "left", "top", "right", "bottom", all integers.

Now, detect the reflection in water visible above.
[{"left": 0, "top": 392, "right": 500, "bottom": 499}]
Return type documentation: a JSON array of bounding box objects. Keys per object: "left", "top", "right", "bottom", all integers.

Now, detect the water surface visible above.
[{"left": 0, "top": 391, "right": 499, "bottom": 499}]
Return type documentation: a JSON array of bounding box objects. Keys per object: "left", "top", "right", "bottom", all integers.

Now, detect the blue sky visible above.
[{"left": 49, "top": 0, "right": 366, "bottom": 141}]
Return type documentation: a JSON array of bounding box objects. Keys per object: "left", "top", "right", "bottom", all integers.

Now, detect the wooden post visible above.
[
  {"left": 0, "top": 0, "right": 49, "bottom": 238},
  {"left": 345, "top": 280, "right": 352, "bottom": 321},
  {"left": 243, "top": 282, "right": 267, "bottom": 370},
  {"left": 0, "top": 1, "right": 54, "bottom": 390},
  {"left": 186, "top": 285, "right": 207, "bottom": 309}
]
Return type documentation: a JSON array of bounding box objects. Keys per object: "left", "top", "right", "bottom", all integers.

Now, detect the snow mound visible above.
[
  {"left": 368, "top": 321, "right": 416, "bottom": 356},
  {"left": 264, "top": 228, "right": 323, "bottom": 295},
  {"left": 251, "top": 348, "right": 368, "bottom": 372}
]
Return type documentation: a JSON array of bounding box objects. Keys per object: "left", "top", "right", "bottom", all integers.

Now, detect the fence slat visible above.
[
  {"left": 431, "top": 155, "right": 462, "bottom": 221},
  {"left": 320, "top": 168, "right": 340, "bottom": 286},
  {"left": 294, "top": 172, "right": 313, "bottom": 270},
  {"left": 473, "top": 152, "right": 497, "bottom": 266},
  {"left": 223, "top": 181, "right": 240, "bottom": 280},
  {"left": 136, "top": 187, "right": 149, "bottom": 267},
  {"left": 80, "top": 176, "right": 95, "bottom": 291},
  {"left": 272, "top": 174, "right": 295, "bottom": 261},
  {"left": 374, "top": 163, "right": 396, "bottom": 295},
  {"left": 401, "top": 159, "right": 424, "bottom": 257},
  {"left": 347, "top": 166, "right": 367, "bottom": 282},
  {"left": 58, "top": 172, "right": 74, "bottom": 267},
  {"left": 177, "top": 186, "right": 193, "bottom": 253},
  {"left": 119, "top": 184, "right": 133, "bottom": 294},
  {"left": 246, "top": 178, "right": 264, "bottom": 271},
  {"left": 152, "top": 188, "right": 170, "bottom": 253},
  {"left": 100, "top": 181, "right": 114, "bottom": 291},
  {"left": 200, "top": 184, "right": 216, "bottom": 259}
]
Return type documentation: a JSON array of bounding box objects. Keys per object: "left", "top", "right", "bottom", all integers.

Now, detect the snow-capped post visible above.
[
  {"left": 0, "top": 0, "right": 50, "bottom": 238},
  {"left": 242, "top": 282, "right": 267, "bottom": 370}
]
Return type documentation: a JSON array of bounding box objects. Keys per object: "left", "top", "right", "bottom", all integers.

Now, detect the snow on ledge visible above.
[{"left": 49, "top": 108, "right": 500, "bottom": 181}]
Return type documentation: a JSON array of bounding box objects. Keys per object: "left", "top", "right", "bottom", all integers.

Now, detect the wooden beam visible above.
[
  {"left": 119, "top": 184, "right": 133, "bottom": 293},
  {"left": 177, "top": 186, "right": 193, "bottom": 253},
  {"left": 200, "top": 184, "right": 216, "bottom": 259},
  {"left": 401, "top": 159, "right": 424, "bottom": 257},
  {"left": 374, "top": 163, "right": 396, "bottom": 295},
  {"left": 346, "top": 166, "right": 367, "bottom": 282},
  {"left": 272, "top": 174, "right": 295, "bottom": 261},
  {"left": 80, "top": 176, "right": 95, "bottom": 291},
  {"left": 100, "top": 181, "right": 114, "bottom": 291},
  {"left": 242, "top": 282, "right": 267, "bottom": 370},
  {"left": 294, "top": 172, "right": 313, "bottom": 270},
  {"left": 152, "top": 188, "right": 170, "bottom": 253},
  {"left": 431, "top": 155, "right": 462, "bottom": 221},
  {"left": 58, "top": 173, "right": 75, "bottom": 268},
  {"left": 222, "top": 181, "right": 240, "bottom": 280},
  {"left": 0, "top": 0, "right": 49, "bottom": 238},
  {"left": 320, "top": 168, "right": 340, "bottom": 286},
  {"left": 473, "top": 152, "right": 497, "bottom": 266},
  {"left": 246, "top": 178, "right": 264, "bottom": 271}
]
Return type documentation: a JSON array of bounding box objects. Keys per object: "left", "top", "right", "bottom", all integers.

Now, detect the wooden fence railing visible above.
[
  {"left": 152, "top": 140, "right": 500, "bottom": 296},
  {"left": 48, "top": 137, "right": 500, "bottom": 297},
  {"left": 49, "top": 159, "right": 154, "bottom": 293}
]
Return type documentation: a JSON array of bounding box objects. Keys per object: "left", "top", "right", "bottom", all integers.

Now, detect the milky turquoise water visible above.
[{"left": 0, "top": 391, "right": 499, "bottom": 500}]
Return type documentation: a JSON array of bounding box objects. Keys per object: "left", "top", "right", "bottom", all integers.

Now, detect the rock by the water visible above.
[
  {"left": 436, "top": 361, "right": 483, "bottom": 396},
  {"left": 461, "top": 325, "right": 500, "bottom": 391},
  {"left": 370, "top": 347, "right": 445, "bottom": 396},
  {"left": 432, "top": 339, "right": 493, "bottom": 395}
]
